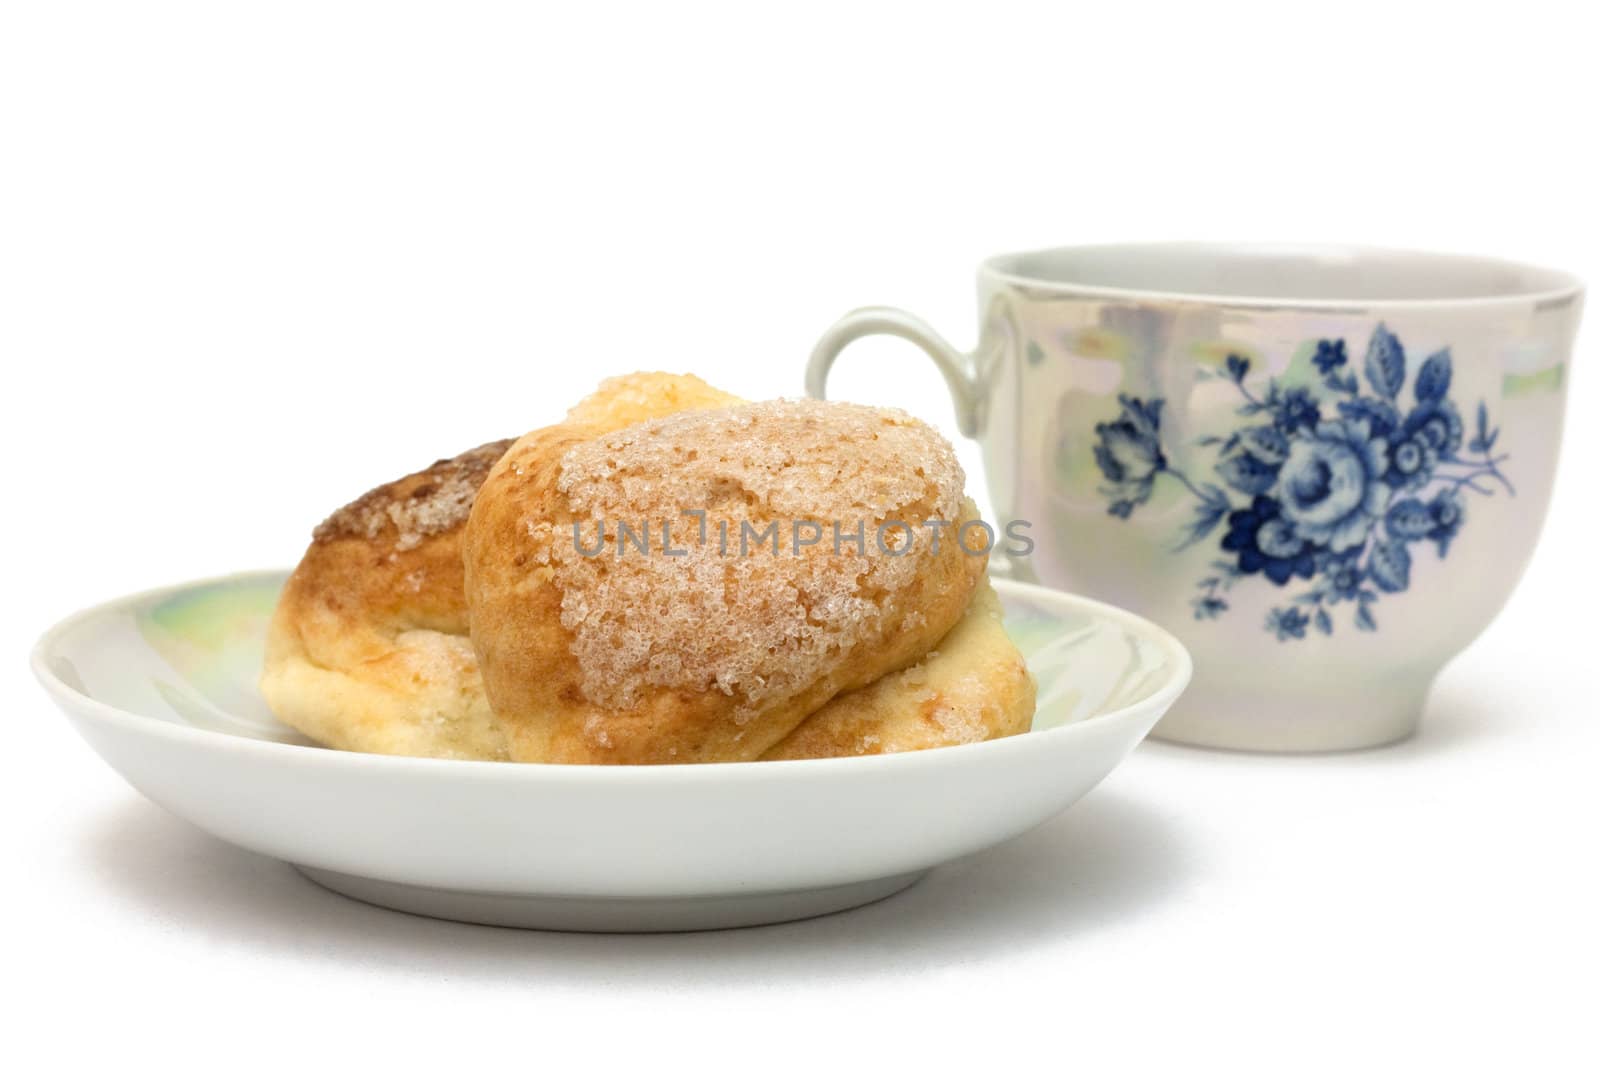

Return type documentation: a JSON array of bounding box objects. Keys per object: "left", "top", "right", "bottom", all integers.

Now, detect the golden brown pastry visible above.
[
  {"left": 261, "top": 371, "right": 742, "bottom": 759},
  {"left": 263, "top": 372, "right": 1036, "bottom": 765},
  {"left": 260, "top": 439, "right": 514, "bottom": 759},
  {"left": 463, "top": 397, "right": 997, "bottom": 763}
]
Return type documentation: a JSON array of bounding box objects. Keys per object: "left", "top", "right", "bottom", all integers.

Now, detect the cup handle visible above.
[{"left": 805, "top": 307, "right": 982, "bottom": 437}]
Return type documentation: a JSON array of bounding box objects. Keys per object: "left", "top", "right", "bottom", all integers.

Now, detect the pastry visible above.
[
  {"left": 464, "top": 397, "right": 1017, "bottom": 763},
  {"left": 260, "top": 438, "right": 513, "bottom": 759},
  {"left": 260, "top": 372, "right": 741, "bottom": 759},
  {"left": 263, "top": 374, "right": 1036, "bottom": 764}
]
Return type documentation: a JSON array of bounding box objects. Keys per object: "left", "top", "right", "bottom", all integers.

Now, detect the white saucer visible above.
[{"left": 32, "top": 572, "right": 1191, "bottom": 932}]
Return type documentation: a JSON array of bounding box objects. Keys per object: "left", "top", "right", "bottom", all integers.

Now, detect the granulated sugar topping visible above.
[
  {"left": 547, "top": 399, "right": 966, "bottom": 709},
  {"left": 314, "top": 439, "right": 512, "bottom": 550}
]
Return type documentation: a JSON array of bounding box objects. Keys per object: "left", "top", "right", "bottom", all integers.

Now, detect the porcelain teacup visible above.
[{"left": 807, "top": 243, "right": 1583, "bottom": 752}]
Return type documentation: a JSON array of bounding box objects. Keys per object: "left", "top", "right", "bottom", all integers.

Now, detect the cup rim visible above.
[{"left": 979, "top": 241, "right": 1585, "bottom": 311}]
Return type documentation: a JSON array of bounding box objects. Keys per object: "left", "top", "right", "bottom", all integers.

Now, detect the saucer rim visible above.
[{"left": 30, "top": 569, "right": 1193, "bottom": 780}]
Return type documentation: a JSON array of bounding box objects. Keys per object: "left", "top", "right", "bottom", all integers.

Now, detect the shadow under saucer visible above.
[{"left": 81, "top": 783, "right": 1191, "bottom": 986}]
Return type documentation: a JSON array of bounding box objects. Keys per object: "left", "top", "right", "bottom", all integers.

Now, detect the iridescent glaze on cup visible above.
[{"left": 809, "top": 243, "right": 1583, "bottom": 751}]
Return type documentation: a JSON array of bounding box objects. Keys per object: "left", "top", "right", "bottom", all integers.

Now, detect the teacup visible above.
[{"left": 807, "top": 243, "right": 1583, "bottom": 752}]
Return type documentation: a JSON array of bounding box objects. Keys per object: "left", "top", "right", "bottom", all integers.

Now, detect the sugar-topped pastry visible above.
[
  {"left": 259, "top": 372, "right": 741, "bottom": 759},
  {"left": 262, "top": 373, "right": 1035, "bottom": 764},
  {"left": 261, "top": 438, "right": 513, "bottom": 759},
  {"left": 464, "top": 397, "right": 1024, "bottom": 763}
]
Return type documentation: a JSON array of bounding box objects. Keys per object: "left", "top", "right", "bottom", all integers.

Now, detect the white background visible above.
[{"left": 4, "top": 1, "right": 1596, "bottom": 1062}]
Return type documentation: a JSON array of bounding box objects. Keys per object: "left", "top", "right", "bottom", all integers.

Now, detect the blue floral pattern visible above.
[{"left": 1092, "top": 324, "right": 1513, "bottom": 640}]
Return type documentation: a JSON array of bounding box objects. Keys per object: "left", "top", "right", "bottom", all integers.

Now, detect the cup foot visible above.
[{"left": 1149, "top": 672, "right": 1432, "bottom": 754}]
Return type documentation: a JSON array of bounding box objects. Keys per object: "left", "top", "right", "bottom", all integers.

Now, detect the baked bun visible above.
[
  {"left": 464, "top": 397, "right": 993, "bottom": 763},
  {"left": 263, "top": 372, "right": 1035, "bottom": 765},
  {"left": 261, "top": 371, "right": 742, "bottom": 759},
  {"left": 564, "top": 370, "right": 743, "bottom": 430},
  {"left": 261, "top": 439, "right": 514, "bottom": 759}
]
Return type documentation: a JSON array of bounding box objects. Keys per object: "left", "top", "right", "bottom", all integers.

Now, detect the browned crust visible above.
[
  {"left": 313, "top": 440, "right": 513, "bottom": 548},
  {"left": 287, "top": 439, "right": 514, "bottom": 653}
]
